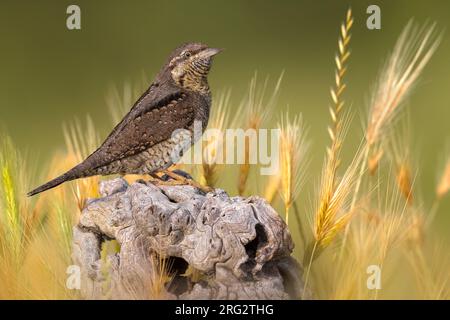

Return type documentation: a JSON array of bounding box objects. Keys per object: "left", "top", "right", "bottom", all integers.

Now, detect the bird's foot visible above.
[
  {"left": 159, "top": 169, "right": 193, "bottom": 181},
  {"left": 153, "top": 170, "right": 212, "bottom": 193}
]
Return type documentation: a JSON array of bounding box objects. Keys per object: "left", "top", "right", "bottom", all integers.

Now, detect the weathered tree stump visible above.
[{"left": 72, "top": 178, "right": 309, "bottom": 299}]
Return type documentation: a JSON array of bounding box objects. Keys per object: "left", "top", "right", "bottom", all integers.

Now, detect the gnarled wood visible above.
[{"left": 72, "top": 178, "right": 310, "bottom": 299}]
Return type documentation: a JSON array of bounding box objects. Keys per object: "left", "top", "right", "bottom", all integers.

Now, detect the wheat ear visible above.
[{"left": 303, "top": 8, "right": 354, "bottom": 296}]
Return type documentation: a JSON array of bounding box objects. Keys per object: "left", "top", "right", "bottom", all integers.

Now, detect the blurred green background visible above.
[{"left": 0, "top": 0, "right": 449, "bottom": 236}]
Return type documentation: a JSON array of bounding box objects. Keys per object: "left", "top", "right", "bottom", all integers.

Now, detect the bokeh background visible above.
[{"left": 0, "top": 0, "right": 449, "bottom": 237}]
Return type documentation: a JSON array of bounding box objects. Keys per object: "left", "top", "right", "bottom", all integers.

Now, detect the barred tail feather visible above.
[{"left": 27, "top": 171, "right": 76, "bottom": 197}]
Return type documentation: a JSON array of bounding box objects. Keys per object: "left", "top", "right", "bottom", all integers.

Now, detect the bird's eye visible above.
[{"left": 184, "top": 51, "right": 192, "bottom": 58}]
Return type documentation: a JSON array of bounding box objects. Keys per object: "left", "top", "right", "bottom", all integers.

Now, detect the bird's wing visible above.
[{"left": 81, "top": 85, "right": 195, "bottom": 171}]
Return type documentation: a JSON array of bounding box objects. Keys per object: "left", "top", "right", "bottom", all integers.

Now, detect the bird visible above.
[{"left": 28, "top": 42, "right": 222, "bottom": 197}]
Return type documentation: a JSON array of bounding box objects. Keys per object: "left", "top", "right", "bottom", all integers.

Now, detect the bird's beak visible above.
[{"left": 201, "top": 47, "right": 223, "bottom": 58}]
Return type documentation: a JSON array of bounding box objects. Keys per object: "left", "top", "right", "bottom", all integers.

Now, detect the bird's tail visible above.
[{"left": 27, "top": 169, "right": 77, "bottom": 197}]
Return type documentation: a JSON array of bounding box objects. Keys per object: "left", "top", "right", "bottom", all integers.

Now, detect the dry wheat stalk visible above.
[
  {"left": 396, "top": 161, "right": 414, "bottom": 205},
  {"left": 437, "top": 158, "right": 450, "bottom": 199},
  {"left": 312, "top": 149, "right": 360, "bottom": 251},
  {"left": 330, "top": 185, "right": 412, "bottom": 299},
  {"left": 148, "top": 254, "right": 174, "bottom": 299},
  {"left": 368, "top": 148, "right": 384, "bottom": 175},
  {"left": 409, "top": 244, "right": 450, "bottom": 299},
  {"left": 201, "top": 91, "right": 231, "bottom": 187},
  {"left": 310, "top": 7, "right": 353, "bottom": 253},
  {"left": 303, "top": 9, "right": 355, "bottom": 296},
  {"left": 278, "top": 114, "right": 308, "bottom": 225},
  {"left": 352, "top": 21, "right": 440, "bottom": 210},
  {"left": 366, "top": 22, "right": 440, "bottom": 147},
  {"left": 235, "top": 73, "right": 283, "bottom": 195},
  {"left": 263, "top": 174, "right": 281, "bottom": 204},
  {"left": 427, "top": 154, "right": 450, "bottom": 226},
  {"left": 389, "top": 123, "right": 415, "bottom": 205}
]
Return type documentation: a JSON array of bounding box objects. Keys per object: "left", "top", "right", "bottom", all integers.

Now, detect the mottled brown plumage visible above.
[{"left": 28, "top": 43, "right": 221, "bottom": 196}]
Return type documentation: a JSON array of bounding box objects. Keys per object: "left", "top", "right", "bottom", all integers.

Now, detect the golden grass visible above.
[
  {"left": 366, "top": 22, "right": 440, "bottom": 147},
  {"left": 396, "top": 162, "right": 414, "bottom": 205},
  {"left": 437, "top": 157, "right": 450, "bottom": 199},
  {"left": 200, "top": 90, "right": 231, "bottom": 187},
  {"left": 0, "top": 136, "right": 74, "bottom": 299},
  {"left": 235, "top": 73, "right": 283, "bottom": 195},
  {"left": 299, "top": 12, "right": 448, "bottom": 300},
  {"left": 352, "top": 21, "right": 440, "bottom": 210},
  {"left": 147, "top": 254, "right": 174, "bottom": 299},
  {"left": 303, "top": 8, "right": 354, "bottom": 266},
  {"left": 278, "top": 114, "right": 308, "bottom": 225},
  {"left": 389, "top": 123, "right": 415, "bottom": 205},
  {"left": 0, "top": 10, "right": 449, "bottom": 300}
]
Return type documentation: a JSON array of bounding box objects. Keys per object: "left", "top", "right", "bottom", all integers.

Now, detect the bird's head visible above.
[{"left": 166, "top": 42, "right": 222, "bottom": 94}]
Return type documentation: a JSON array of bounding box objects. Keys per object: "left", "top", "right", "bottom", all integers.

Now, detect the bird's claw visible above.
[{"left": 151, "top": 170, "right": 212, "bottom": 193}]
